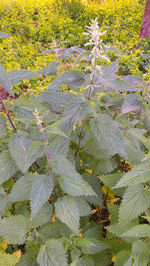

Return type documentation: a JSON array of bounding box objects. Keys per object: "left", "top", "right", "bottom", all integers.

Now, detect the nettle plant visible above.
[{"left": 0, "top": 19, "right": 150, "bottom": 266}]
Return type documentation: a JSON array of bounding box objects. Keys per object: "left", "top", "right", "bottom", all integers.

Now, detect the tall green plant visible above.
[{"left": 0, "top": 20, "right": 150, "bottom": 265}]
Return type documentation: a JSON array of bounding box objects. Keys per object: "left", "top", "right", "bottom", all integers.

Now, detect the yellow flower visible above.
[
  {"left": 112, "top": 255, "right": 116, "bottom": 262},
  {"left": 51, "top": 213, "right": 57, "bottom": 222},
  {"left": 85, "top": 168, "right": 93, "bottom": 174},
  {"left": 13, "top": 250, "right": 21, "bottom": 259},
  {"left": 78, "top": 233, "right": 82, "bottom": 238},
  {"left": 0, "top": 240, "right": 8, "bottom": 251}
]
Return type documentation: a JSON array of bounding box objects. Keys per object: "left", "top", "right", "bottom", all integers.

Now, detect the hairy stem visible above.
[
  {"left": 75, "top": 46, "right": 98, "bottom": 157},
  {"left": 35, "top": 113, "right": 52, "bottom": 179},
  {"left": 0, "top": 97, "right": 17, "bottom": 132}
]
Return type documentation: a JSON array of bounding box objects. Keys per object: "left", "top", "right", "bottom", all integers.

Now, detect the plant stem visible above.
[
  {"left": 0, "top": 97, "right": 17, "bottom": 132},
  {"left": 75, "top": 46, "right": 98, "bottom": 157}
]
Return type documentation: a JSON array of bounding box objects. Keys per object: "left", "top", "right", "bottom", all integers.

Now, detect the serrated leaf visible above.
[
  {"left": 121, "top": 224, "right": 150, "bottom": 238},
  {"left": 55, "top": 196, "right": 89, "bottom": 233},
  {"left": 12, "top": 99, "right": 39, "bottom": 120},
  {"left": 0, "top": 192, "right": 8, "bottom": 217},
  {"left": 50, "top": 70, "right": 85, "bottom": 90},
  {"left": 9, "top": 174, "right": 37, "bottom": 202},
  {"left": 7, "top": 61, "right": 58, "bottom": 86},
  {"left": 90, "top": 114, "right": 126, "bottom": 158},
  {"left": 122, "top": 75, "right": 144, "bottom": 87},
  {"left": 119, "top": 185, "right": 150, "bottom": 225},
  {"left": 0, "top": 251, "right": 20, "bottom": 266},
  {"left": 61, "top": 97, "right": 90, "bottom": 131},
  {"left": 52, "top": 155, "right": 95, "bottom": 196},
  {"left": 74, "top": 238, "right": 109, "bottom": 255},
  {"left": 17, "top": 253, "right": 38, "bottom": 266},
  {"left": 0, "top": 65, "right": 13, "bottom": 95},
  {"left": 70, "top": 257, "right": 94, "bottom": 266},
  {"left": 114, "top": 164, "right": 150, "bottom": 188},
  {"left": 114, "top": 250, "right": 131, "bottom": 266},
  {"left": 132, "top": 240, "right": 150, "bottom": 266},
  {"left": 39, "top": 222, "right": 62, "bottom": 240},
  {"left": 82, "top": 174, "right": 103, "bottom": 205},
  {"left": 0, "top": 115, "right": 6, "bottom": 136},
  {"left": 73, "top": 50, "right": 91, "bottom": 65},
  {"left": 30, "top": 202, "right": 53, "bottom": 227},
  {"left": 46, "top": 124, "right": 69, "bottom": 138},
  {"left": 95, "top": 158, "right": 117, "bottom": 175},
  {"left": 0, "top": 152, "right": 18, "bottom": 184},
  {"left": 55, "top": 196, "right": 80, "bottom": 233},
  {"left": 30, "top": 175, "right": 54, "bottom": 218},
  {"left": 17, "top": 241, "right": 39, "bottom": 266},
  {"left": 9, "top": 134, "right": 45, "bottom": 173},
  {"left": 134, "top": 133, "right": 150, "bottom": 150},
  {"left": 39, "top": 86, "right": 74, "bottom": 113},
  {"left": 107, "top": 219, "right": 139, "bottom": 237},
  {"left": 49, "top": 136, "right": 70, "bottom": 158},
  {"left": 37, "top": 239, "right": 67, "bottom": 266},
  {"left": 121, "top": 94, "right": 142, "bottom": 114},
  {"left": 103, "top": 60, "right": 119, "bottom": 76},
  {"left": 0, "top": 215, "right": 29, "bottom": 244}
]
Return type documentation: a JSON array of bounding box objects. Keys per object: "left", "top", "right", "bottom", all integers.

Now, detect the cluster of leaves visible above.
[{"left": 0, "top": 19, "right": 150, "bottom": 266}]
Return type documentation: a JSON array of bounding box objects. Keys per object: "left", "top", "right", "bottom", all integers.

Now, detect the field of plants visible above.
[{"left": 0, "top": 0, "right": 150, "bottom": 265}]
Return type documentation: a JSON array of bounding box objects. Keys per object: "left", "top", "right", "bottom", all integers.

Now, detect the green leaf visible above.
[
  {"left": 17, "top": 253, "right": 38, "bottom": 266},
  {"left": 52, "top": 155, "right": 95, "bottom": 196},
  {"left": 49, "top": 136, "right": 70, "bottom": 158},
  {"left": 134, "top": 133, "right": 150, "bottom": 150},
  {"left": 46, "top": 125, "right": 69, "bottom": 138},
  {"left": 0, "top": 192, "right": 8, "bottom": 217},
  {"left": 7, "top": 61, "right": 58, "bottom": 86},
  {"left": 17, "top": 241, "right": 39, "bottom": 266},
  {"left": 55, "top": 195, "right": 80, "bottom": 232},
  {"left": 37, "top": 239, "right": 67, "bottom": 266},
  {"left": 74, "top": 237, "right": 109, "bottom": 255},
  {"left": 0, "top": 152, "right": 18, "bottom": 184},
  {"left": 90, "top": 114, "right": 126, "bottom": 158},
  {"left": 119, "top": 185, "right": 150, "bottom": 225},
  {"left": 95, "top": 158, "right": 117, "bottom": 175},
  {"left": 50, "top": 70, "right": 85, "bottom": 90},
  {"left": 132, "top": 240, "right": 150, "bottom": 266},
  {"left": 114, "top": 164, "right": 150, "bottom": 188},
  {"left": 9, "top": 134, "right": 45, "bottom": 173},
  {"left": 107, "top": 219, "right": 139, "bottom": 237},
  {"left": 121, "top": 224, "right": 150, "bottom": 238},
  {"left": 30, "top": 202, "right": 53, "bottom": 227},
  {"left": 99, "top": 172, "right": 123, "bottom": 191},
  {"left": 121, "top": 94, "right": 142, "bottom": 114},
  {"left": 73, "top": 50, "right": 91, "bottom": 65},
  {"left": 61, "top": 97, "right": 90, "bottom": 131},
  {"left": 0, "top": 215, "right": 29, "bottom": 244},
  {"left": 9, "top": 174, "right": 37, "bottom": 202},
  {"left": 30, "top": 175, "right": 54, "bottom": 218},
  {"left": 70, "top": 257, "right": 95, "bottom": 266},
  {"left": 55, "top": 196, "right": 90, "bottom": 233},
  {"left": 0, "top": 251, "right": 20, "bottom": 266},
  {"left": 0, "top": 65, "right": 13, "bottom": 95},
  {"left": 0, "top": 115, "right": 6, "bottom": 136},
  {"left": 12, "top": 99, "right": 39, "bottom": 120},
  {"left": 39, "top": 221, "right": 62, "bottom": 240},
  {"left": 103, "top": 60, "right": 119, "bottom": 76},
  {"left": 114, "top": 250, "right": 131, "bottom": 266}
]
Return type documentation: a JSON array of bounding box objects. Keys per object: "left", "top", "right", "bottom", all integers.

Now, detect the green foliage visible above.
[
  {"left": 37, "top": 239, "right": 67, "bottom": 266},
  {"left": 0, "top": 16, "right": 150, "bottom": 265}
]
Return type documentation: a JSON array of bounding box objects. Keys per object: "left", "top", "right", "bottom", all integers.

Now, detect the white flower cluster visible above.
[{"left": 84, "top": 18, "right": 109, "bottom": 74}]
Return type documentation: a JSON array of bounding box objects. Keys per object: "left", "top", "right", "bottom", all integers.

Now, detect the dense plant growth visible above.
[{"left": 0, "top": 18, "right": 150, "bottom": 265}]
